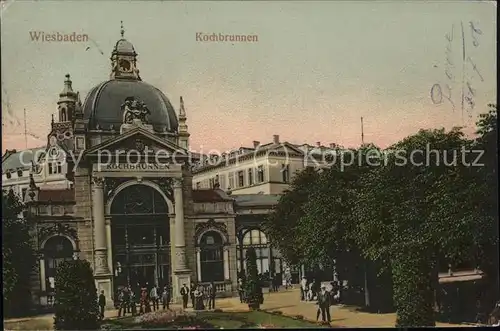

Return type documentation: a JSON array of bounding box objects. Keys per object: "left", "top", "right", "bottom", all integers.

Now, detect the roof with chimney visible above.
[
  {"left": 2, "top": 147, "right": 46, "bottom": 173},
  {"left": 192, "top": 134, "right": 341, "bottom": 173}
]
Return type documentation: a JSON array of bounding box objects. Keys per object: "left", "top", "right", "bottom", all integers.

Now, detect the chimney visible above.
[
  {"left": 273, "top": 135, "right": 280, "bottom": 144},
  {"left": 316, "top": 142, "right": 321, "bottom": 147},
  {"left": 329, "top": 143, "right": 336, "bottom": 149},
  {"left": 253, "top": 140, "right": 260, "bottom": 148}
]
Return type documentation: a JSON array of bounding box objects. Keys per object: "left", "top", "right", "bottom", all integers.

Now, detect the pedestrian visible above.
[
  {"left": 237, "top": 278, "right": 245, "bottom": 303},
  {"left": 118, "top": 288, "right": 128, "bottom": 317},
  {"left": 488, "top": 301, "right": 500, "bottom": 326},
  {"left": 130, "top": 289, "right": 137, "bottom": 316},
  {"left": 98, "top": 290, "right": 106, "bottom": 320},
  {"left": 307, "top": 282, "right": 314, "bottom": 301},
  {"left": 190, "top": 282, "right": 196, "bottom": 308},
  {"left": 311, "top": 278, "right": 319, "bottom": 300},
  {"left": 162, "top": 285, "right": 171, "bottom": 310},
  {"left": 330, "top": 281, "right": 340, "bottom": 304},
  {"left": 316, "top": 285, "right": 331, "bottom": 323},
  {"left": 300, "top": 276, "right": 307, "bottom": 301},
  {"left": 194, "top": 285, "right": 205, "bottom": 310},
  {"left": 284, "top": 268, "right": 292, "bottom": 290},
  {"left": 273, "top": 276, "right": 280, "bottom": 292},
  {"left": 207, "top": 282, "right": 216, "bottom": 310},
  {"left": 180, "top": 283, "right": 189, "bottom": 309},
  {"left": 286, "top": 274, "right": 292, "bottom": 289},
  {"left": 150, "top": 284, "right": 159, "bottom": 311},
  {"left": 139, "top": 286, "right": 149, "bottom": 314}
]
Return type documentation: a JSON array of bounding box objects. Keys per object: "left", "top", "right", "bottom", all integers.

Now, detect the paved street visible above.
[
  {"left": 214, "top": 288, "right": 467, "bottom": 328},
  {"left": 4, "top": 288, "right": 467, "bottom": 329}
]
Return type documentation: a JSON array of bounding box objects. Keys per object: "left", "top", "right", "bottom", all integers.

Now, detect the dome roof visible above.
[
  {"left": 83, "top": 80, "right": 179, "bottom": 132},
  {"left": 114, "top": 38, "right": 135, "bottom": 54}
]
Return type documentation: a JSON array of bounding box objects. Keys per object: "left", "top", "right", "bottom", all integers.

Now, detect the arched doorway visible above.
[
  {"left": 236, "top": 228, "right": 283, "bottom": 283},
  {"left": 43, "top": 236, "right": 74, "bottom": 304},
  {"left": 109, "top": 184, "right": 170, "bottom": 294},
  {"left": 199, "top": 231, "right": 224, "bottom": 282}
]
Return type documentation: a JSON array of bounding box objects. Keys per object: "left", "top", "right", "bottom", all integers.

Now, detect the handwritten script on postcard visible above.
[{"left": 430, "top": 21, "right": 484, "bottom": 120}]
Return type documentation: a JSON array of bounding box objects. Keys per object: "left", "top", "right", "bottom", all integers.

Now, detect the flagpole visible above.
[
  {"left": 361, "top": 117, "right": 365, "bottom": 146},
  {"left": 24, "top": 108, "right": 28, "bottom": 149}
]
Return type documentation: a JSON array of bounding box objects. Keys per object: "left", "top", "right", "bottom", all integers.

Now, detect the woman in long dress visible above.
[
  {"left": 194, "top": 286, "right": 205, "bottom": 310},
  {"left": 139, "top": 287, "right": 148, "bottom": 314}
]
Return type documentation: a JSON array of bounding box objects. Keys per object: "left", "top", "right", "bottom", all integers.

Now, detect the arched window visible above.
[
  {"left": 60, "top": 108, "right": 67, "bottom": 122},
  {"left": 110, "top": 184, "right": 168, "bottom": 215},
  {"left": 44, "top": 236, "right": 74, "bottom": 294},
  {"left": 200, "top": 231, "right": 224, "bottom": 282},
  {"left": 239, "top": 229, "right": 269, "bottom": 274},
  {"left": 109, "top": 184, "right": 171, "bottom": 291}
]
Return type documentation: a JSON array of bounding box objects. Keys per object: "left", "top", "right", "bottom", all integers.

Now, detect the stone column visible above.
[
  {"left": 196, "top": 247, "right": 202, "bottom": 282},
  {"left": 223, "top": 246, "right": 230, "bottom": 280},
  {"left": 172, "top": 178, "right": 191, "bottom": 303},
  {"left": 92, "top": 176, "right": 110, "bottom": 275},
  {"left": 105, "top": 218, "right": 113, "bottom": 277},
  {"left": 173, "top": 178, "right": 187, "bottom": 270},
  {"left": 40, "top": 258, "right": 46, "bottom": 291}
]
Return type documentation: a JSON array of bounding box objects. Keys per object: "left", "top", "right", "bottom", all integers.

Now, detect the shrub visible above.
[
  {"left": 134, "top": 309, "right": 180, "bottom": 325},
  {"left": 245, "top": 247, "right": 262, "bottom": 310},
  {"left": 53, "top": 259, "right": 100, "bottom": 330},
  {"left": 2, "top": 190, "right": 36, "bottom": 317}
]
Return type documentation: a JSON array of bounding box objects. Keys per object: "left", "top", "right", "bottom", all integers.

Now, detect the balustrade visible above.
[{"left": 199, "top": 280, "right": 232, "bottom": 295}]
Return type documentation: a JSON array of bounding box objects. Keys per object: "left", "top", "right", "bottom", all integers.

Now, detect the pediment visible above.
[
  {"left": 259, "top": 142, "right": 305, "bottom": 157},
  {"left": 84, "top": 127, "right": 192, "bottom": 162}
]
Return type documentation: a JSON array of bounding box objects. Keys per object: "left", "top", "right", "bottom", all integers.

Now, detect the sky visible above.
[{"left": 1, "top": 0, "right": 497, "bottom": 154}]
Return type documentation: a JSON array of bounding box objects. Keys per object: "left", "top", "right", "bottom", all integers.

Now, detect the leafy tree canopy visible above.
[{"left": 2, "top": 189, "right": 36, "bottom": 317}]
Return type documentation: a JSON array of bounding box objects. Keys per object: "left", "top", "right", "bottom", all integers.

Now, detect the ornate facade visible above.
[{"left": 20, "top": 26, "right": 293, "bottom": 309}]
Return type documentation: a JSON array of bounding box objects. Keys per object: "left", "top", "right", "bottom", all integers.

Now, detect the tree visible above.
[
  {"left": 294, "top": 146, "right": 393, "bottom": 309},
  {"left": 354, "top": 126, "right": 495, "bottom": 326},
  {"left": 2, "top": 189, "right": 36, "bottom": 317},
  {"left": 295, "top": 147, "right": 375, "bottom": 268},
  {"left": 244, "top": 247, "right": 262, "bottom": 310},
  {"left": 470, "top": 104, "right": 499, "bottom": 306},
  {"left": 263, "top": 167, "right": 320, "bottom": 266},
  {"left": 54, "top": 259, "right": 100, "bottom": 331}
]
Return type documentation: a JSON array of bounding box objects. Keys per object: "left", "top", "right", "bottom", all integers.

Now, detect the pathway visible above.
[
  {"left": 4, "top": 288, "right": 469, "bottom": 329},
  {"left": 214, "top": 288, "right": 468, "bottom": 328}
]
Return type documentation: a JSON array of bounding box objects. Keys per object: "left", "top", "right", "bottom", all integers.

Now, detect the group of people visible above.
[
  {"left": 300, "top": 277, "right": 341, "bottom": 323},
  {"left": 300, "top": 277, "right": 340, "bottom": 302},
  {"left": 116, "top": 284, "right": 171, "bottom": 317},
  {"left": 180, "top": 282, "right": 217, "bottom": 310}
]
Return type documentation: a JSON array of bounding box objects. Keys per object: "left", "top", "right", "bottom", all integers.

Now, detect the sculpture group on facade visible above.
[{"left": 121, "top": 96, "right": 151, "bottom": 125}]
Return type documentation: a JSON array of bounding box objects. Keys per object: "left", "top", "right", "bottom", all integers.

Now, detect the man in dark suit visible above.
[
  {"left": 180, "top": 284, "right": 189, "bottom": 309},
  {"left": 98, "top": 290, "right": 106, "bottom": 320},
  {"left": 207, "top": 282, "right": 216, "bottom": 310},
  {"left": 190, "top": 282, "right": 196, "bottom": 308},
  {"left": 162, "top": 285, "right": 171, "bottom": 310},
  {"left": 316, "top": 285, "right": 331, "bottom": 323}
]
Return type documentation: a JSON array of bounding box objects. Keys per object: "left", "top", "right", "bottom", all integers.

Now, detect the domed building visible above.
[{"left": 23, "top": 26, "right": 285, "bottom": 309}]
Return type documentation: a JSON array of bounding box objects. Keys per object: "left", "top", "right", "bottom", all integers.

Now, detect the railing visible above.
[{"left": 199, "top": 280, "right": 233, "bottom": 296}]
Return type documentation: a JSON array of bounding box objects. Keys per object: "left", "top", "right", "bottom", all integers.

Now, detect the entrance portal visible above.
[{"left": 110, "top": 184, "right": 170, "bottom": 295}]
